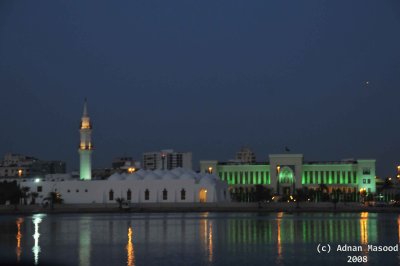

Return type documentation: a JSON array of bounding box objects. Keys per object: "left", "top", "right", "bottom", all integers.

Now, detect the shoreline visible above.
[{"left": 1, "top": 202, "right": 400, "bottom": 215}]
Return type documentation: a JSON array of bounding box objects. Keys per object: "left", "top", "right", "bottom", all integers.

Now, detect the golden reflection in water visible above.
[
  {"left": 208, "top": 222, "right": 213, "bottom": 263},
  {"left": 32, "top": 214, "right": 43, "bottom": 265},
  {"left": 398, "top": 215, "right": 400, "bottom": 243},
  {"left": 277, "top": 212, "right": 283, "bottom": 262},
  {"left": 360, "top": 212, "right": 368, "bottom": 245},
  {"left": 200, "top": 218, "right": 213, "bottom": 263},
  {"left": 126, "top": 227, "right": 135, "bottom": 266},
  {"left": 16, "top": 218, "right": 23, "bottom": 262}
]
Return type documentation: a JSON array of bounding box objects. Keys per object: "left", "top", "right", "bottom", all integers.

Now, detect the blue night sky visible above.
[{"left": 0, "top": 1, "right": 399, "bottom": 177}]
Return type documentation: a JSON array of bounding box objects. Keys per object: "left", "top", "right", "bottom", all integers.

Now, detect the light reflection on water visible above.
[
  {"left": 16, "top": 217, "right": 23, "bottom": 262},
  {"left": 126, "top": 226, "right": 135, "bottom": 266},
  {"left": 79, "top": 217, "right": 91, "bottom": 266},
  {"left": 32, "top": 214, "right": 45, "bottom": 265},
  {"left": 1, "top": 212, "right": 399, "bottom": 265}
]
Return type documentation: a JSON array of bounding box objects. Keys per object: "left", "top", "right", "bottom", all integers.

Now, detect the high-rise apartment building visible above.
[{"left": 142, "top": 149, "right": 192, "bottom": 170}]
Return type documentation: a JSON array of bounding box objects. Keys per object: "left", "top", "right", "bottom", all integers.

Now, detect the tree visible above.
[
  {"left": 20, "top": 186, "right": 30, "bottom": 205},
  {"left": 115, "top": 197, "right": 125, "bottom": 210},
  {"left": 331, "top": 189, "right": 339, "bottom": 210},
  {"left": 43, "top": 192, "right": 63, "bottom": 210},
  {"left": 295, "top": 188, "right": 308, "bottom": 208},
  {"left": 30, "top": 192, "right": 39, "bottom": 205},
  {"left": 254, "top": 185, "right": 272, "bottom": 204}
]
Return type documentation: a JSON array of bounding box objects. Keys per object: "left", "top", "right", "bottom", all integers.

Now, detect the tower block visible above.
[{"left": 79, "top": 99, "right": 93, "bottom": 180}]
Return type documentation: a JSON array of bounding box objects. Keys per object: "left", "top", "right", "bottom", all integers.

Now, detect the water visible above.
[{"left": 0, "top": 212, "right": 399, "bottom": 266}]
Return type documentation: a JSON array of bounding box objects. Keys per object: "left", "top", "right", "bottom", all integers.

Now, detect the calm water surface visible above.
[{"left": 0, "top": 212, "right": 399, "bottom": 265}]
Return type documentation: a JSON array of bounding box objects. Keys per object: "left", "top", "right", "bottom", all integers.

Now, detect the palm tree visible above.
[
  {"left": 115, "top": 197, "right": 125, "bottom": 210},
  {"left": 30, "top": 192, "right": 39, "bottom": 205},
  {"left": 20, "top": 187, "right": 30, "bottom": 205},
  {"left": 295, "top": 188, "right": 308, "bottom": 208}
]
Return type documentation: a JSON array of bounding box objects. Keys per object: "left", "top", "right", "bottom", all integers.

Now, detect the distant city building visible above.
[
  {"left": 235, "top": 147, "right": 256, "bottom": 163},
  {"left": 200, "top": 154, "right": 376, "bottom": 200},
  {"left": 30, "top": 161, "right": 66, "bottom": 176},
  {"left": 112, "top": 157, "right": 135, "bottom": 169},
  {"left": 0, "top": 153, "right": 65, "bottom": 178},
  {"left": 142, "top": 149, "right": 192, "bottom": 170}
]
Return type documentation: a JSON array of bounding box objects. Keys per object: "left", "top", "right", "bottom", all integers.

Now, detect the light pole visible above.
[
  {"left": 161, "top": 153, "right": 166, "bottom": 170},
  {"left": 276, "top": 165, "right": 280, "bottom": 195}
]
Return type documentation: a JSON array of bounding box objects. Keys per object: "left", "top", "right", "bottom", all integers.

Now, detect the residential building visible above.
[{"left": 142, "top": 149, "right": 192, "bottom": 170}]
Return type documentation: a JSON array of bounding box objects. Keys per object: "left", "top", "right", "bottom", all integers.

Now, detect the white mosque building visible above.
[{"left": 19, "top": 100, "right": 229, "bottom": 204}]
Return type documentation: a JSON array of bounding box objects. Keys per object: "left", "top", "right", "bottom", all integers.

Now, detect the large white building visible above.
[
  {"left": 20, "top": 168, "right": 229, "bottom": 204},
  {"left": 16, "top": 100, "right": 228, "bottom": 204}
]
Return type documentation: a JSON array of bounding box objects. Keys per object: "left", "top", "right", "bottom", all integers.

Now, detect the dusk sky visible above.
[{"left": 0, "top": 1, "right": 399, "bottom": 177}]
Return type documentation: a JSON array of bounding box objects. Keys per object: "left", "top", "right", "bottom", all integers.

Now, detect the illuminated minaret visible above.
[{"left": 79, "top": 99, "right": 93, "bottom": 180}]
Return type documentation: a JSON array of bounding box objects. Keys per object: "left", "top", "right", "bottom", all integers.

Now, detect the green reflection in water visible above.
[
  {"left": 79, "top": 218, "right": 91, "bottom": 266},
  {"left": 227, "top": 213, "right": 378, "bottom": 245}
]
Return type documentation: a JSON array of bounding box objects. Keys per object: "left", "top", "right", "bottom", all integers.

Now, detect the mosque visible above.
[{"left": 20, "top": 100, "right": 229, "bottom": 204}]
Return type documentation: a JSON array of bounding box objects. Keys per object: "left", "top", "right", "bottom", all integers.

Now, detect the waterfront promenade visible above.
[{"left": 1, "top": 202, "right": 399, "bottom": 214}]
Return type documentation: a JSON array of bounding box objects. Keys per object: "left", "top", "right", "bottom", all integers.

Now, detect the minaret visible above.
[{"left": 79, "top": 99, "right": 93, "bottom": 180}]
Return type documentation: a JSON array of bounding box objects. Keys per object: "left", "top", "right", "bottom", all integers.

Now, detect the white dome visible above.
[
  {"left": 144, "top": 172, "right": 161, "bottom": 180},
  {"left": 180, "top": 172, "right": 196, "bottom": 180},
  {"left": 171, "top": 168, "right": 185, "bottom": 175},
  {"left": 153, "top": 169, "right": 165, "bottom": 176},
  {"left": 163, "top": 172, "right": 178, "bottom": 180},
  {"left": 125, "top": 173, "right": 142, "bottom": 181},
  {"left": 108, "top": 173, "right": 123, "bottom": 181},
  {"left": 135, "top": 169, "right": 148, "bottom": 177}
]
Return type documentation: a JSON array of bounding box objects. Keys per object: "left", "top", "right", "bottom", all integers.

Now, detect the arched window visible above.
[
  {"left": 109, "top": 190, "right": 114, "bottom": 201},
  {"left": 163, "top": 189, "right": 168, "bottom": 200},
  {"left": 127, "top": 189, "right": 132, "bottom": 201},
  {"left": 145, "top": 189, "right": 149, "bottom": 200},
  {"left": 181, "top": 189, "right": 186, "bottom": 200}
]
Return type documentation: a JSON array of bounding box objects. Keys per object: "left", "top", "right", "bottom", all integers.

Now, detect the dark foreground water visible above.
[{"left": 0, "top": 212, "right": 399, "bottom": 266}]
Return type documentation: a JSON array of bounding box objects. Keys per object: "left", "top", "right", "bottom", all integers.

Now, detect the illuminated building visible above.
[
  {"left": 79, "top": 99, "right": 93, "bottom": 180},
  {"left": 0, "top": 153, "right": 65, "bottom": 178},
  {"left": 200, "top": 154, "right": 376, "bottom": 196}
]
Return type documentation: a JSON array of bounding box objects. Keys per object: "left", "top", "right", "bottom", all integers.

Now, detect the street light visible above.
[
  {"left": 208, "top": 167, "right": 213, "bottom": 174},
  {"left": 161, "top": 153, "right": 166, "bottom": 170},
  {"left": 128, "top": 167, "right": 135, "bottom": 173}
]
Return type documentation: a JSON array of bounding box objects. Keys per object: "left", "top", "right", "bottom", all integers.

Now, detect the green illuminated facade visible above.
[{"left": 200, "top": 154, "right": 376, "bottom": 196}]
